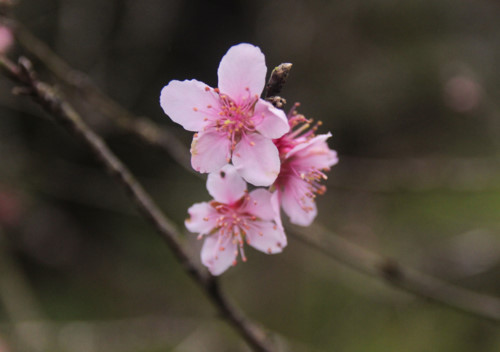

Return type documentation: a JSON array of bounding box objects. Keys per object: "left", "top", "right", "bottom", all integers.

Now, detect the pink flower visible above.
[
  {"left": 185, "top": 165, "right": 287, "bottom": 275},
  {"left": 160, "top": 43, "right": 290, "bottom": 186},
  {"left": 273, "top": 107, "right": 338, "bottom": 226}
]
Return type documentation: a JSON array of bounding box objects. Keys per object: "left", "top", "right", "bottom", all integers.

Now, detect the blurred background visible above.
[{"left": 1, "top": 0, "right": 500, "bottom": 351}]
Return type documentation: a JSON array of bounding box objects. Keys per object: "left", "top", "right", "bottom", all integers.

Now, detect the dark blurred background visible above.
[{"left": 1, "top": 0, "right": 500, "bottom": 351}]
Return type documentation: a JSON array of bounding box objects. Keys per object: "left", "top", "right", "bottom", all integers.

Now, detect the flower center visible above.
[
  {"left": 213, "top": 88, "right": 259, "bottom": 150},
  {"left": 209, "top": 195, "right": 258, "bottom": 262},
  {"left": 276, "top": 161, "right": 327, "bottom": 213}
]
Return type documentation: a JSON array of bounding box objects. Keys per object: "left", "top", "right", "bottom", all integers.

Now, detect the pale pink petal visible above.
[
  {"left": 160, "top": 79, "right": 219, "bottom": 131},
  {"left": 191, "top": 130, "right": 231, "bottom": 173},
  {"left": 201, "top": 234, "right": 238, "bottom": 276},
  {"left": 253, "top": 100, "right": 290, "bottom": 139},
  {"left": 286, "top": 133, "right": 338, "bottom": 170},
  {"left": 281, "top": 180, "right": 317, "bottom": 226},
  {"left": 185, "top": 202, "right": 217, "bottom": 235},
  {"left": 271, "top": 191, "right": 284, "bottom": 231},
  {"left": 217, "top": 43, "right": 267, "bottom": 101},
  {"left": 286, "top": 133, "right": 330, "bottom": 158},
  {"left": 233, "top": 133, "right": 280, "bottom": 186},
  {"left": 0, "top": 26, "right": 13, "bottom": 54},
  {"left": 207, "top": 164, "right": 247, "bottom": 204},
  {"left": 243, "top": 189, "right": 275, "bottom": 221},
  {"left": 246, "top": 221, "right": 287, "bottom": 254}
]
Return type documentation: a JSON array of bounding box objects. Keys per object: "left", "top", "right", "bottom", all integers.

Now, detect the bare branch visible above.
[{"left": 0, "top": 55, "right": 275, "bottom": 352}]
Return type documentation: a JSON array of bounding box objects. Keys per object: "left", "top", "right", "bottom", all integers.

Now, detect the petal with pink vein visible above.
[
  {"left": 201, "top": 234, "right": 238, "bottom": 276},
  {"left": 281, "top": 185, "right": 317, "bottom": 226},
  {"left": 243, "top": 189, "right": 275, "bottom": 221},
  {"left": 185, "top": 202, "right": 217, "bottom": 235},
  {"left": 160, "top": 79, "right": 219, "bottom": 131},
  {"left": 246, "top": 221, "right": 287, "bottom": 254},
  {"left": 191, "top": 130, "right": 231, "bottom": 173},
  {"left": 254, "top": 100, "right": 290, "bottom": 139},
  {"left": 217, "top": 43, "right": 267, "bottom": 101},
  {"left": 233, "top": 133, "right": 280, "bottom": 186}
]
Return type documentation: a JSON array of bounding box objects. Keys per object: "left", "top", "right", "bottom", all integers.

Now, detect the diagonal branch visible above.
[
  {"left": 0, "top": 55, "right": 275, "bottom": 352},
  {"left": 13, "top": 24, "right": 500, "bottom": 325},
  {"left": 14, "top": 21, "right": 195, "bottom": 176}
]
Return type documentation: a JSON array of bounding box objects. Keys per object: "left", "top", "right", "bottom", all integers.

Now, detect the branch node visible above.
[
  {"left": 17, "top": 56, "right": 35, "bottom": 81},
  {"left": 380, "top": 258, "right": 404, "bottom": 282}
]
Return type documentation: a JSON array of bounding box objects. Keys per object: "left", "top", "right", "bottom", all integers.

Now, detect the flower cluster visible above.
[{"left": 160, "top": 43, "right": 337, "bottom": 275}]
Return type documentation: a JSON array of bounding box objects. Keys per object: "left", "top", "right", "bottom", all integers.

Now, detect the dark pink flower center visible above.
[
  {"left": 206, "top": 195, "right": 261, "bottom": 262},
  {"left": 210, "top": 87, "right": 260, "bottom": 150},
  {"left": 273, "top": 103, "right": 328, "bottom": 212}
]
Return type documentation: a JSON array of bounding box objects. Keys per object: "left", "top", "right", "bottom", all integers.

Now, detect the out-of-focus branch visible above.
[
  {"left": 0, "top": 230, "right": 53, "bottom": 352},
  {"left": 14, "top": 21, "right": 194, "bottom": 175},
  {"left": 289, "top": 223, "right": 500, "bottom": 323},
  {"left": 1, "top": 315, "right": 198, "bottom": 352},
  {"left": 12, "top": 22, "right": 500, "bottom": 325},
  {"left": 0, "top": 55, "right": 275, "bottom": 352}
]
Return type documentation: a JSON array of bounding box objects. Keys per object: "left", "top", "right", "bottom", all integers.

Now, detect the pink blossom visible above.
[
  {"left": 0, "top": 26, "right": 13, "bottom": 54},
  {"left": 160, "top": 43, "right": 290, "bottom": 186},
  {"left": 185, "top": 165, "right": 287, "bottom": 275},
  {"left": 273, "top": 107, "right": 338, "bottom": 226}
]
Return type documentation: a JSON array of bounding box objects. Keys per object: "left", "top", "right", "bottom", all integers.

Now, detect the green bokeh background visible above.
[{"left": 1, "top": 0, "right": 500, "bottom": 351}]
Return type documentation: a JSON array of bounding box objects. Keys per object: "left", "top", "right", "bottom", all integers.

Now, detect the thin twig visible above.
[
  {"left": 0, "top": 55, "right": 275, "bottom": 352},
  {"left": 13, "top": 24, "right": 500, "bottom": 324}
]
